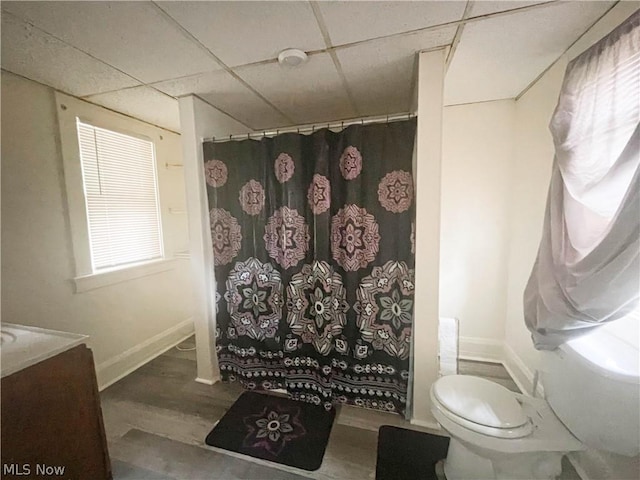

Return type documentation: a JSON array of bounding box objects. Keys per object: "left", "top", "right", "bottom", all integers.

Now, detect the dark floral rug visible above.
[
  {"left": 376, "top": 426, "right": 450, "bottom": 480},
  {"left": 205, "top": 391, "right": 336, "bottom": 471}
]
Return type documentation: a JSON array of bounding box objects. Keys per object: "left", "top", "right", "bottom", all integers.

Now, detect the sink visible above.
[{"left": 1, "top": 323, "right": 88, "bottom": 378}]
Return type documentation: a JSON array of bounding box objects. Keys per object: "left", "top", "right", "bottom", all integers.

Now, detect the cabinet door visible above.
[{"left": 1, "top": 345, "right": 112, "bottom": 479}]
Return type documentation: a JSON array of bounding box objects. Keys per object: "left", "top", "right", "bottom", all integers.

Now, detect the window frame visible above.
[
  {"left": 76, "top": 119, "right": 165, "bottom": 272},
  {"left": 56, "top": 92, "right": 175, "bottom": 292}
]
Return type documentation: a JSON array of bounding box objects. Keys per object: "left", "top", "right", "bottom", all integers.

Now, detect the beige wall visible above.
[
  {"left": 441, "top": 99, "right": 515, "bottom": 356},
  {"left": 1, "top": 72, "right": 194, "bottom": 388},
  {"left": 504, "top": 4, "right": 640, "bottom": 479},
  {"left": 503, "top": 59, "right": 562, "bottom": 381}
]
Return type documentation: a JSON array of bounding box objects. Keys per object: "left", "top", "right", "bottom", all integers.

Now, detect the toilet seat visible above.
[
  {"left": 432, "top": 375, "right": 534, "bottom": 439},
  {"left": 430, "top": 376, "right": 586, "bottom": 480}
]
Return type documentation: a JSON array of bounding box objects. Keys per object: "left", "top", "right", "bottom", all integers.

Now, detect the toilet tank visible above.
[{"left": 541, "top": 316, "right": 640, "bottom": 456}]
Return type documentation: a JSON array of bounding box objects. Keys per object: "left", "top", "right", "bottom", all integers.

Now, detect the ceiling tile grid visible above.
[
  {"left": 2, "top": 1, "right": 221, "bottom": 83},
  {"left": 316, "top": 1, "right": 466, "bottom": 46},
  {"left": 233, "top": 52, "right": 356, "bottom": 127},
  {"left": 156, "top": 1, "right": 326, "bottom": 67},
  {"left": 468, "top": 1, "right": 552, "bottom": 17},
  {"left": 336, "top": 25, "right": 457, "bottom": 116},
  {"left": 0, "top": 1, "right": 622, "bottom": 132},
  {"left": 444, "top": 0, "right": 615, "bottom": 105},
  {"left": 1, "top": 12, "right": 141, "bottom": 97},
  {"left": 151, "top": 69, "right": 291, "bottom": 129},
  {"left": 84, "top": 85, "right": 181, "bottom": 132}
]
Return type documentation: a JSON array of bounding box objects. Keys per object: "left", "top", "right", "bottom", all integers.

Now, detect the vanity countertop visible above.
[{"left": 1, "top": 323, "right": 88, "bottom": 378}]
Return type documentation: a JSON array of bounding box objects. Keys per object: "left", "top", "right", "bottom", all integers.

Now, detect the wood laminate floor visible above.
[{"left": 101, "top": 336, "right": 580, "bottom": 480}]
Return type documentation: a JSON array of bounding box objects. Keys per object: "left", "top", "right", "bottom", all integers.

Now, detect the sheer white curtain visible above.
[{"left": 524, "top": 10, "right": 640, "bottom": 349}]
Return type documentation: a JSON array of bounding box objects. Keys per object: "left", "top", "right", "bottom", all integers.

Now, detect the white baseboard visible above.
[
  {"left": 195, "top": 377, "right": 216, "bottom": 385},
  {"left": 458, "top": 336, "right": 503, "bottom": 363},
  {"left": 96, "top": 318, "right": 194, "bottom": 390},
  {"left": 568, "top": 453, "right": 592, "bottom": 480},
  {"left": 457, "top": 337, "right": 545, "bottom": 397},
  {"left": 410, "top": 417, "right": 441, "bottom": 430},
  {"left": 502, "top": 342, "right": 543, "bottom": 397},
  {"left": 567, "top": 449, "right": 639, "bottom": 480}
]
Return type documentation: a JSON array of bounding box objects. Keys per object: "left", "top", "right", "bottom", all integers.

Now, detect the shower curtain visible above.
[{"left": 203, "top": 120, "right": 416, "bottom": 414}]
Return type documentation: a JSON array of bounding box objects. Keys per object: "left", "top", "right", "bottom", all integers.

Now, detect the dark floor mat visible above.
[
  {"left": 205, "top": 391, "right": 335, "bottom": 471},
  {"left": 376, "top": 425, "right": 450, "bottom": 480}
]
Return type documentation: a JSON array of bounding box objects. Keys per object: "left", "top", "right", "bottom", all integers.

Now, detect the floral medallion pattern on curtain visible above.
[{"left": 204, "top": 120, "right": 416, "bottom": 414}]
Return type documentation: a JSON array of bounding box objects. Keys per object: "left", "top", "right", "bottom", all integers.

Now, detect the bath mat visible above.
[
  {"left": 205, "top": 391, "right": 335, "bottom": 471},
  {"left": 376, "top": 426, "right": 450, "bottom": 480}
]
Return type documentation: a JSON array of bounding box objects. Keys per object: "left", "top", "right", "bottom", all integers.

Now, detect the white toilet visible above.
[{"left": 430, "top": 318, "right": 640, "bottom": 480}]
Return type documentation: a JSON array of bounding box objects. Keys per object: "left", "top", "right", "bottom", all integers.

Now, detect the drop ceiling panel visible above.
[
  {"left": 233, "top": 53, "right": 356, "bottom": 127},
  {"left": 85, "top": 87, "right": 181, "bottom": 132},
  {"left": 317, "top": 1, "right": 465, "bottom": 46},
  {"left": 152, "top": 70, "right": 290, "bottom": 130},
  {"left": 2, "top": 1, "right": 220, "bottom": 83},
  {"left": 469, "top": 1, "right": 553, "bottom": 17},
  {"left": 156, "top": 1, "right": 326, "bottom": 68},
  {"left": 337, "top": 26, "right": 457, "bottom": 116},
  {"left": 1, "top": 13, "right": 140, "bottom": 96},
  {"left": 445, "top": 1, "right": 615, "bottom": 105}
]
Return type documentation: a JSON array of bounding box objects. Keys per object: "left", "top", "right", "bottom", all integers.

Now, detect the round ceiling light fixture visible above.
[{"left": 278, "top": 48, "right": 308, "bottom": 67}]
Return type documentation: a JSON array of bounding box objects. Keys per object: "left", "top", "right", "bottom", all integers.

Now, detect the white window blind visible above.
[
  {"left": 552, "top": 17, "right": 640, "bottom": 259},
  {"left": 77, "top": 120, "right": 163, "bottom": 271}
]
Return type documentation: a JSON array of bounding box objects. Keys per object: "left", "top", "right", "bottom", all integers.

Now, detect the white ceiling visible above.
[{"left": 1, "top": 1, "right": 619, "bottom": 132}]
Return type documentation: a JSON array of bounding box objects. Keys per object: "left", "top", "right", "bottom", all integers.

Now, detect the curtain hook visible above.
[
  {"left": 229, "top": 134, "right": 232, "bottom": 141},
  {"left": 386, "top": 115, "right": 389, "bottom": 123},
  {"left": 312, "top": 125, "right": 315, "bottom": 133},
  {"left": 297, "top": 127, "right": 300, "bottom": 134},
  {"left": 276, "top": 129, "right": 279, "bottom": 136},
  {"left": 247, "top": 133, "right": 250, "bottom": 140},
  {"left": 341, "top": 121, "right": 344, "bottom": 129}
]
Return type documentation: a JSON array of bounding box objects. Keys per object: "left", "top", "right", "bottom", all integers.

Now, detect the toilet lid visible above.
[{"left": 432, "top": 375, "right": 529, "bottom": 429}]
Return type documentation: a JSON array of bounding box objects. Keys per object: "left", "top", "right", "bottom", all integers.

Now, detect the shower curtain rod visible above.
[{"left": 204, "top": 112, "right": 416, "bottom": 143}]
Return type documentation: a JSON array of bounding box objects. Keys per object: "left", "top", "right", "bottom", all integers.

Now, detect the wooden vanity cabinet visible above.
[{"left": 1, "top": 344, "right": 112, "bottom": 479}]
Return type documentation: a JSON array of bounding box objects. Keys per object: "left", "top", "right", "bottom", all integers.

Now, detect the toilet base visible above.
[
  {"left": 444, "top": 438, "right": 494, "bottom": 480},
  {"left": 443, "top": 438, "right": 564, "bottom": 480}
]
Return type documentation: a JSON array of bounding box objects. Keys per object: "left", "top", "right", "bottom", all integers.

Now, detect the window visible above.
[
  {"left": 77, "top": 120, "right": 163, "bottom": 272},
  {"left": 55, "top": 92, "right": 177, "bottom": 292},
  {"left": 553, "top": 21, "right": 639, "bottom": 261},
  {"left": 524, "top": 12, "right": 639, "bottom": 348}
]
